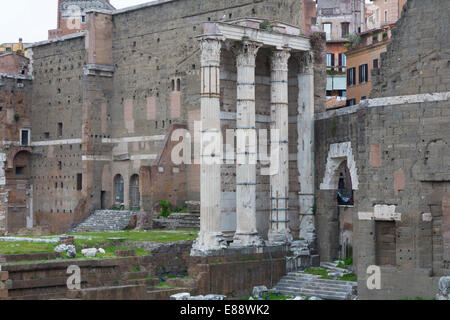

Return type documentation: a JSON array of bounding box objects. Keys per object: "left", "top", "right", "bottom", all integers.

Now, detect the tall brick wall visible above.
[
  {"left": 371, "top": 0, "right": 450, "bottom": 97},
  {"left": 0, "top": 76, "right": 33, "bottom": 233},
  {"left": 314, "top": 0, "right": 450, "bottom": 299},
  {"left": 29, "top": 36, "right": 87, "bottom": 233},
  {"left": 0, "top": 153, "right": 6, "bottom": 234}
]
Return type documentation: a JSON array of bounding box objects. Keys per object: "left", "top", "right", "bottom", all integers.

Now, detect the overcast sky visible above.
[
  {"left": 0, "top": 0, "right": 373, "bottom": 44},
  {"left": 0, "top": 0, "right": 152, "bottom": 44}
]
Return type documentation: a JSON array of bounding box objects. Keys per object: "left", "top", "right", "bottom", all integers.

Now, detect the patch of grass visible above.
[
  {"left": 0, "top": 230, "right": 197, "bottom": 259},
  {"left": 338, "top": 273, "right": 357, "bottom": 282},
  {"left": 166, "top": 275, "right": 188, "bottom": 279},
  {"left": 334, "top": 257, "right": 353, "bottom": 269},
  {"left": 303, "top": 267, "right": 333, "bottom": 280},
  {"left": 0, "top": 241, "right": 56, "bottom": 255},
  {"left": 69, "top": 230, "right": 199, "bottom": 243},
  {"left": 155, "top": 282, "right": 174, "bottom": 289},
  {"left": 131, "top": 265, "right": 141, "bottom": 272},
  {"left": 263, "top": 293, "right": 293, "bottom": 300}
]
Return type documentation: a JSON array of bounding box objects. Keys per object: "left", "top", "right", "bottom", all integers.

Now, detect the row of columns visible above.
[{"left": 193, "top": 36, "right": 313, "bottom": 253}]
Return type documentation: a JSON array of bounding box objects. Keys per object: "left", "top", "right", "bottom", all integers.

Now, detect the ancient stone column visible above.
[
  {"left": 232, "top": 41, "right": 264, "bottom": 247},
  {"left": 297, "top": 52, "right": 316, "bottom": 242},
  {"left": 191, "top": 36, "right": 226, "bottom": 255},
  {"left": 268, "top": 47, "right": 293, "bottom": 244}
]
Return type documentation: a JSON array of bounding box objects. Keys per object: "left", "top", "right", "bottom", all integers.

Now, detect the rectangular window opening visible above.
[
  {"left": 57, "top": 122, "right": 63, "bottom": 137},
  {"left": 76, "top": 173, "right": 82, "bottom": 191}
]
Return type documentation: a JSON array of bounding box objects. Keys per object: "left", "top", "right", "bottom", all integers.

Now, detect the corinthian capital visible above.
[
  {"left": 297, "top": 51, "right": 314, "bottom": 74},
  {"left": 271, "top": 47, "right": 291, "bottom": 71},
  {"left": 200, "top": 36, "right": 223, "bottom": 66},
  {"left": 233, "top": 41, "right": 263, "bottom": 67}
]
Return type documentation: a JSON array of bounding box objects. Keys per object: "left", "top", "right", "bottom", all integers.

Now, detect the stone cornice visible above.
[
  {"left": 316, "top": 92, "right": 450, "bottom": 120},
  {"left": 202, "top": 22, "right": 311, "bottom": 52}
]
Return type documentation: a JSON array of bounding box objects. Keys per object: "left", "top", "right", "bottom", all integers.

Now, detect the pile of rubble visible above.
[
  {"left": 286, "top": 230, "right": 320, "bottom": 272},
  {"left": 436, "top": 277, "right": 450, "bottom": 300},
  {"left": 319, "top": 261, "right": 354, "bottom": 279},
  {"left": 170, "top": 293, "right": 227, "bottom": 300}
]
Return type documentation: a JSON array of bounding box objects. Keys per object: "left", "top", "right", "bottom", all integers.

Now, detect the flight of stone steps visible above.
[
  {"left": 163, "top": 212, "right": 200, "bottom": 229},
  {"left": 272, "top": 271, "right": 357, "bottom": 300},
  {"left": 72, "top": 210, "right": 133, "bottom": 232},
  {"left": 152, "top": 201, "right": 200, "bottom": 229}
]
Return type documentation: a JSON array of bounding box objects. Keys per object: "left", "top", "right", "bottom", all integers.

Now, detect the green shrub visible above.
[
  {"left": 343, "top": 34, "right": 361, "bottom": 49},
  {"left": 158, "top": 200, "right": 172, "bottom": 218},
  {"left": 259, "top": 20, "right": 274, "bottom": 31},
  {"left": 344, "top": 257, "right": 353, "bottom": 266}
]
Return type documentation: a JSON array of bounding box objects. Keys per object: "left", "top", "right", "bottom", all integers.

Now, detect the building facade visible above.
[
  {"left": 0, "top": 39, "right": 27, "bottom": 54},
  {"left": 0, "top": 73, "right": 33, "bottom": 235},
  {"left": 48, "top": 0, "right": 115, "bottom": 39},
  {"left": 345, "top": 24, "right": 394, "bottom": 105},
  {"left": 317, "top": 0, "right": 366, "bottom": 109},
  {"left": 346, "top": 0, "right": 407, "bottom": 105},
  {"left": 366, "top": 0, "right": 408, "bottom": 29}
]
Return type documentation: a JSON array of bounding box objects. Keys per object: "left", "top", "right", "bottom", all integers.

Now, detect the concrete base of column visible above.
[
  {"left": 231, "top": 232, "right": 265, "bottom": 247},
  {"left": 267, "top": 230, "right": 293, "bottom": 245},
  {"left": 190, "top": 231, "right": 228, "bottom": 256}
]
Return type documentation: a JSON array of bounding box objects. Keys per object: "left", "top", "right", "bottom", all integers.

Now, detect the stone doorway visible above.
[
  {"left": 319, "top": 142, "right": 358, "bottom": 262},
  {"left": 114, "top": 174, "right": 124, "bottom": 206},
  {"left": 101, "top": 191, "right": 106, "bottom": 210},
  {"left": 375, "top": 221, "right": 397, "bottom": 266},
  {"left": 129, "top": 174, "right": 140, "bottom": 211},
  {"left": 337, "top": 162, "right": 354, "bottom": 261}
]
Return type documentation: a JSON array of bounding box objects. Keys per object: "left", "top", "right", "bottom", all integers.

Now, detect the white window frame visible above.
[
  {"left": 323, "top": 23, "right": 332, "bottom": 41},
  {"left": 326, "top": 53, "right": 333, "bottom": 67}
]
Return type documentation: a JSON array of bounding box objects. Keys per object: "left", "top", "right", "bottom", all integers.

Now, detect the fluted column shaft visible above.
[
  {"left": 191, "top": 36, "right": 226, "bottom": 255},
  {"left": 297, "top": 52, "right": 316, "bottom": 241},
  {"left": 268, "top": 48, "right": 293, "bottom": 244},
  {"left": 232, "top": 41, "right": 264, "bottom": 247}
]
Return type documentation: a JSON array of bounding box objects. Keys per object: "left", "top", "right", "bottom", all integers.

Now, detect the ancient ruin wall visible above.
[
  {"left": 29, "top": 36, "right": 87, "bottom": 233},
  {"left": 314, "top": 0, "right": 450, "bottom": 299},
  {"left": 371, "top": 0, "right": 450, "bottom": 97}
]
